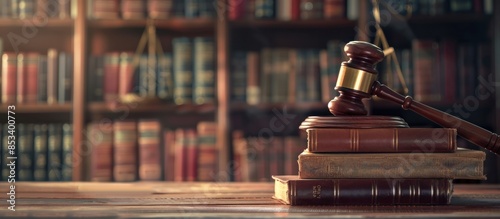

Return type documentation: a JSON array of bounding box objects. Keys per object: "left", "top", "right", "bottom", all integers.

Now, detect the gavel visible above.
[{"left": 328, "top": 41, "right": 500, "bottom": 155}]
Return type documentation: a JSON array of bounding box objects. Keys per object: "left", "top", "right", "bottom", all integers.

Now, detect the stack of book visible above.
[{"left": 273, "top": 116, "right": 486, "bottom": 205}]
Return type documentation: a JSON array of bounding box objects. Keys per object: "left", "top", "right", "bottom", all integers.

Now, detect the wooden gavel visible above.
[{"left": 328, "top": 41, "right": 500, "bottom": 155}]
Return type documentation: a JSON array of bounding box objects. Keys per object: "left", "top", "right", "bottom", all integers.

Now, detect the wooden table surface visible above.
[{"left": 1, "top": 182, "right": 500, "bottom": 218}]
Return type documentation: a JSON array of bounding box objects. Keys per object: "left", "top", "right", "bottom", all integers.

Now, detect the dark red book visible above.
[
  {"left": 412, "top": 40, "right": 441, "bottom": 102},
  {"left": 324, "top": 0, "right": 344, "bottom": 19},
  {"left": 185, "top": 129, "right": 198, "bottom": 182},
  {"left": 307, "top": 128, "right": 457, "bottom": 153},
  {"left": 163, "top": 129, "right": 176, "bottom": 181},
  {"left": 440, "top": 40, "right": 457, "bottom": 103},
  {"left": 17, "top": 53, "right": 27, "bottom": 103},
  {"left": 291, "top": 0, "right": 300, "bottom": 20},
  {"left": 147, "top": 0, "right": 173, "bottom": 19},
  {"left": 88, "top": 122, "right": 113, "bottom": 182},
  {"left": 118, "top": 52, "right": 135, "bottom": 98},
  {"left": 113, "top": 120, "right": 138, "bottom": 182},
  {"left": 196, "top": 122, "right": 217, "bottom": 181},
  {"left": 174, "top": 128, "right": 186, "bottom": 182},
  {"left": 273, "top": 175, "right": 453, "bottom": 205},
  {"left": 2, "top": 53, "right": 17, "bottom": 104},
  {"left": 228, "top": 0, "right": 245, "bottom": 20},
  {"left": 121, "top": 0, "right": 146, "bottom": 19}
]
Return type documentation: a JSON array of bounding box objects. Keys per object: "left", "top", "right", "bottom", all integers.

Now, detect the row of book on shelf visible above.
[
  {"left": 1, "top": 123, "right": 73, "bottom": 181},
  {"left": 0, "top": 39, "right": 73, "bottom": 104},
  {"left": 0, "top": 0, "right": 75, "bottom": 19},
  {"left": 409, "top": 0, "right": 493, "bottom": 15},
  {"left": 89, "top": 0, "right": 216, "bottom": 20},
  {"left": 88, "top": 37, "right": 215, "bottom": 105},
  {"left": 230, "top": 39, "right": 492, "bottom": 105},
  {"left": 229, "top": 0, "right": 357, "bottom": 21}
]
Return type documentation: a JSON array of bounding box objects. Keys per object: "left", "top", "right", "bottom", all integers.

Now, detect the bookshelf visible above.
[{"left": 1, "top": 0, "right": 498, "bottom": 182}]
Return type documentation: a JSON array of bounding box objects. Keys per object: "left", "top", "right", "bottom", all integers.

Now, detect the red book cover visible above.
[
  {"left": 174, "top": 128, "right": 186, "bottom": 182},
  {"left": 25, "top": 53, "right": 39, "bottom": 103},
  {"left": 196, "top": 122, "right": 217, "bottom": 181},
  {"left": 291, "top": 0, "right": 300, "bottom": 20},
  {"left": 104, "top": 52, "right": 120, "bottom": 102},
  {"left": 324, "top": 0, "right": 345, "bottom": 19},
  {"left": 118, "top": 52, "right": 135, "bottom": 97},
  {"left": 138, "top": 119, "right": 161, "bottom": 181},
  {"left": 88, "top": 122, "right": 113, "bottom": 182},
  {"left": 229, "top": 0, "right": 245, "bottom": 20},
  {"left": 185, "top": 129, "right": 198, "bottom": 182},
  {"left": 17, "top": 53, "right": 27, "bottom": 103},
  {"left": 163, "top": 129, "right": 176, "bottom": 181},
  {"left": 2, "top": 53, "right": 17, "bottom": 104}
]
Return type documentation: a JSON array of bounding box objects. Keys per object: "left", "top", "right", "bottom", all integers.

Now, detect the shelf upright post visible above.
[
  {"left": 216, "top": 0, "right": 231, "bottom": 181},
  {"left": 72, "top": 0, "right": 88, "bottom": 181}
]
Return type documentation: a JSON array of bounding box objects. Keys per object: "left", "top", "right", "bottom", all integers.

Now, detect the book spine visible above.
[
  {"left": 319, "top": 50, "right": 329, "bottom": 103},
  {"left": 88, "top": 122, "right": 113, "bottom": 182},
  {"left": 172, "top": 0, "right": 185, "bottom": 17},
  {"left": 280, "top": 178, "right": 452, "bottom": 205},
  {"left": 196, "top": 122, "right": 217, "bottom": 181},
  {"left": 25, "top": 53, "right": 39, "bottom": 103},
  {"left": 58, "top": 0, "right": 72, "bottom": 19},
  {"left": 157, "top": 53, "right": 173, "bottom": 100},
  {"left": 255, "top": 0, "right": 275, "bottom": 19},
  {"left": 184, "top": 0, "right": 199, "bottom": 18},
  {"left": 327, "top": 40, "right": 343, "bottom": 99},
  {"left": 47, "top": 124, "right": 62, "bottom": 181},
  {"left": 2, "top": 53, "right": 17, "bottom": 104},
  {"left": 287, "top": 50, "right": 297, "bottom": 103},
  {"left": 246, "top": 52, "right": 260, "bottom": 105},
  {"left": 2, "top": 124, "right": 13, "bottom": 180},
  {"left": 305, "top": 50, "right": 320, "bottom": 101},
  {"left": 33, "top": 124, "right": 48, "bottom": 181},
  {"left": 198, "top": 0, "right": 215, "bottom": 18},
  {"left": 307, "top": 128, "right": 457, "bottom": 153},
  {"left": 230, "top": 52, "right": 247, "bottom": 102},
  {"left": 138, "top": 54, "right": 149, "bottom": 97},
  {"left": 232, "top": 130, "right": 248, "bottom": 182},
  {"left": 47, "top": 48, "right": 58, "bottom": 104},
  {"left": 103, "top": 52, "right": 120, "bottom": 102},
  {"left": 148, "top": 0, "right": 173, "bottom": 19},
  {"left": 113, "top": 120, "right": 138, "bottom": 182},
  {"left": 18, "top": 124, "right": 34, "bottom": 181},
  {"left": 163, "top": 129, "right": 176, "bottom": 181},
  {"left": 291, "top": 0, "right": 300, "bottom": 20},
  {"left": 173, "top": 37, "right": 193, "bottom": 104},
  {"left": 298, "top": 150, "right": 486, "bottom": 179},
  {"left": 300, "top": 0, "right": 323, "bottom": 20},
  {"left": 412, "top": 40, "right": 441, "bottom": 102},
  {"left": 260, "top": 48, "right": 272, "bottom": 103},
  {"left": 16, "top": 53, "right": 27, "bottom": 103},
  {"left": 441, "top": 40, "right": 457, "bottom": 103},
  {"left": 88, "top": 56, "right": 104, "bottom": 102},
  {"left": 118, "top": 52, "right": 135, "bottom": 97},
  {"left": 121, "top": 0, "right": 146, "bottom": 20},
  {"left": 174, "top": 128, "right": 186, "bottom": 181},
  {"left": 185, "top": 129, "right": 198, "bottom": 181},
  {"left": 19, "top": 0, "right": 36, "bottom": 18},
  {"left": 58, "top": 52, "right": 69, "bottom": 103},
  {"left": 138, "top": 120, "right": 162, "bottom": 181},
  {"left": 61, "top": 123, "right": 72, "bottom": 181},
  {"left": 228, "top": 0, "right": 245, "bottom": 20},
  {"left": 324, "top": 0, "right": 345, "bottom": 19},
  {"left": 92, "top": 0, "right": 120, "bottom": 19},
  {"left": 193, "top": 37, "right": 215, "bottom": 104}
]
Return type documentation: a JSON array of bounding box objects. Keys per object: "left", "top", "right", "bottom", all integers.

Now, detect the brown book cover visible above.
[
  {"left": 232, "top": 130, "right": 249, "bottom": 182},
  {"left": 298, "top": 148, "right": 486, "bottom": 180},
  {"left": 2, "top": 53, "right": 17, "bottom": 104},
  {"left": 273, "top": 175, "right": 453, "bottom": 205},
  {"left": 196, "top": 122, "right": 218, "bottom": 181},
  {"left": 185, "top": 129, "right": 198, "bottom": 182},
  {"left": 121, "top": 0, "right": 146, "bottom": 19},
  {"left": 104, "top": 52, "right": 120, "bottom": 102},
  {"left": 324, "top": 0, "right": 345, "bottom": 18},
  {"left": 118, "top": 52, "right": 135, "bottom": 98},
  {"left": 88, "top": 122, "right": 113, "bottom": 182},
  {"left": 113, "top": 120, "right": 138, "bottom": 182},
  {"left": 92, "top": 0, "right": 120, "bottom": 19},
  {"left": 300, "top": 0, "right": 323, "bottom": 20},
  {"left": 307, "top": 128, "right": 457, "bottom": 153},
  {"left": 163, "top": 129, "right": 175, "bottom": 181},
  {"left": 174, "top": 128, "right": 186, "bottom": 182},
  {"left": 16, "top": 53, "right": 27, "bottom": 103},
  {"left": 47, "top": 48, "right": 58, "bottom": 104},
  {"left": 412, "top": 40, "right": 442, "bottom": 102},
  {"left": 138, "top": 119, "right": 162, "bottom": 181},
  {"left": 148, "top": 0, "right": 173, "bottom": 19}
]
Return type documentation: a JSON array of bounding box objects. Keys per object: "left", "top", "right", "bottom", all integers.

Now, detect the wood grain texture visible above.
[{"left": 0, "top": 182, "right": 499, "bottom": 218}]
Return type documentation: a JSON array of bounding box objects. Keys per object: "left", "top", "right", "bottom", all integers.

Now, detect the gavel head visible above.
[{"left": 328, "top": 41, "right": 385, "bottom": 116}]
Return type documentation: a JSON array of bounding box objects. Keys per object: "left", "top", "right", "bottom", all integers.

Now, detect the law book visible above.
[
  {"left": 324, "top": 0, "right": 344, "bottom": 19},
  {"left": 412, "top": 40, "right": 442, "bottom": 102},
  {"left": 47, "top": 48, "right": 59, "bottom": 104},
  {"left": 47, "top": 123, "right": 63, "bottom": 181},
  {"left": 157, "top": 53, "right": 173, "bottom": 100},
  {"left": 18, "top": 124, "right": 34, "bottom": 181},
  {"left": 298, "top": 148, "right": 486, "bottom": 180},
  {"left": 87, "top": 55, "right": 104, "bottom": 102},
  {"left": 174, "top": 128, "right": 186, "bottom": 181},
  {"left": 0, "top": 0, "right": 12, "bottom": 17},
  {"left": 92, "top": 0, "right": 120, "bottom": 19},
  {"left": 37, "top": 55, "right": 48, "bottom": 103},
  {"left": 276, "top": 0, "right": 291, "bottom": 20},
  {"left": 196, "top": 122, "right": 217, "bottom": 181},
  {"left": 198, "top": 0, "right": 215, "bottom": 18},
  {"left": 88, "top": 122, "right": 113, "bottom": 182},
  {"left": 20, "top": 53, "right": 42, "bottom": 103},
  {"left": 326, "top": 40, "right": 343, "bottom": 99},
  {"left": 228, "top": 0, "right": 245, "bottom": 20},
  {"left": 193, "top": 37, "right": 215, "bottom": 104},
  {"left": 147, "top": 0, "right": 173, "bottom": 19},
  {"left": 273, "top": 175, "right": 453, "bottom": 205},
  {"left": 287, "top": 50, "right": 297, "bottom": 103},
  {"left": 260, "top": 48, "right": 272, "bottom": 103},
  {"left": 113, "top": 120, "right": 138, "bottom": 182},
  {"left": 118, "top": 52, "right": 135, "bottom": 98},
  {"left": 307, "top": 128, "right": 457, "bottom": 153},
  {"left": 138, "top": 119, "right": 162, "bottom": 181},
  {"left": 173, "top": 37, "right": 193, "bottom": 104},
  {"left": 58, "top": 0, "right": 71, "bottom": 19},
  {"left": 300, "top": 0, "right": 323, "bottom": 20},
  {"left": 16, "top": 53, "right": 28, "bottom": 103},
  {"left": 163, "top": 129, "right": 176, "bottom": 181},
  {"left": 103, "top": 52, "right": 120, "bottom": 102},
  {"left": 61, "top": 123, "right": 72, "bottom": 181},
  {"left": 232, "top": 130, "right": 249, "bottom": 182},
  {"left": 185, "top": 129, "right": 198, "bottom": 181},
  {"left": 2, "top": 52, "right": 17, "bottom": 104},
  {"left": 255, "top": 0, "right": 275, "bottom": 19},
  {"left": 305, "top": 50, "right": 320, "bottom": 101},
  {"left": 121, "top": 0, "right": 146, "bottom": 19},
  {"left": 33, "top": 124, "right": 48, "bottom": 181},
  {"left": 246, "top": 52, "right": 260, "bottom": 105},
  {"left": 138, "top": 54, "right": 149, "bottom": 96},
  {"left": 19, "top": 0, "right": 36, "bottom": 18},
  {"left": 58, "top": 52, "right": 72, "bottom": 103},
  {"left": 230, "top": 51, "right": 247, "bottom": 102},
  {"left": 319, "top": 50, "right": 329, "bottom": 102},
  {"left": 440, "top": 40, "right": 457, "bottom": 103}
]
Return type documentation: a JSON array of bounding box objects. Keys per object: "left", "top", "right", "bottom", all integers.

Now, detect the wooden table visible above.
[{"left": 1, "top": 182, "right": 500, "bottom": 218}]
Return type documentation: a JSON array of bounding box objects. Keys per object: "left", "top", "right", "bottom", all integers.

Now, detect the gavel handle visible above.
[{"left": 372, "top": 81, "right": 500, "bottom": 155}]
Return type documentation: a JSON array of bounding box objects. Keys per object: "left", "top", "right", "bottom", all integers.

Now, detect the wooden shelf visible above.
[
  {"left": 229, "top": 19, "right": 357, "bottom": 29},
  {"left": 0, "top": 103, "right": 72, "bottom": 113},
  {"left": 87, "top": 18, "right": 216, "bottom": 30},
  {"left": 88, "top": 102, "right": 216, "bottom": 114},
  {"left": 231, "top": 102, "right": 328, "bottom": 112},
  {"left": 0, "top": 19, "right": 74, "bottom": 28}
]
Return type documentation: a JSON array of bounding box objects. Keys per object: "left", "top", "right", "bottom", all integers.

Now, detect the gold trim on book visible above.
[{"left": 336, "top": 66, "right": 377, "bottom": 93}]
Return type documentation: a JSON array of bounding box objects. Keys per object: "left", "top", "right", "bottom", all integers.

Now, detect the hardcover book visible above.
[
  {"left": 298, "top": 148, "right": 485, "bottom": 180},
  {"left": 273, "top": 175, "right": 453, "bottom": 205},
  {"left": 306, "top": 128, "right": 457, "bottom": 153}
]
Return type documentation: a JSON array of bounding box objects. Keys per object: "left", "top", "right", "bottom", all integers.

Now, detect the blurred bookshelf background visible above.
[{"left": 0, "top": 0, "right": 498, "bottom": 183}]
